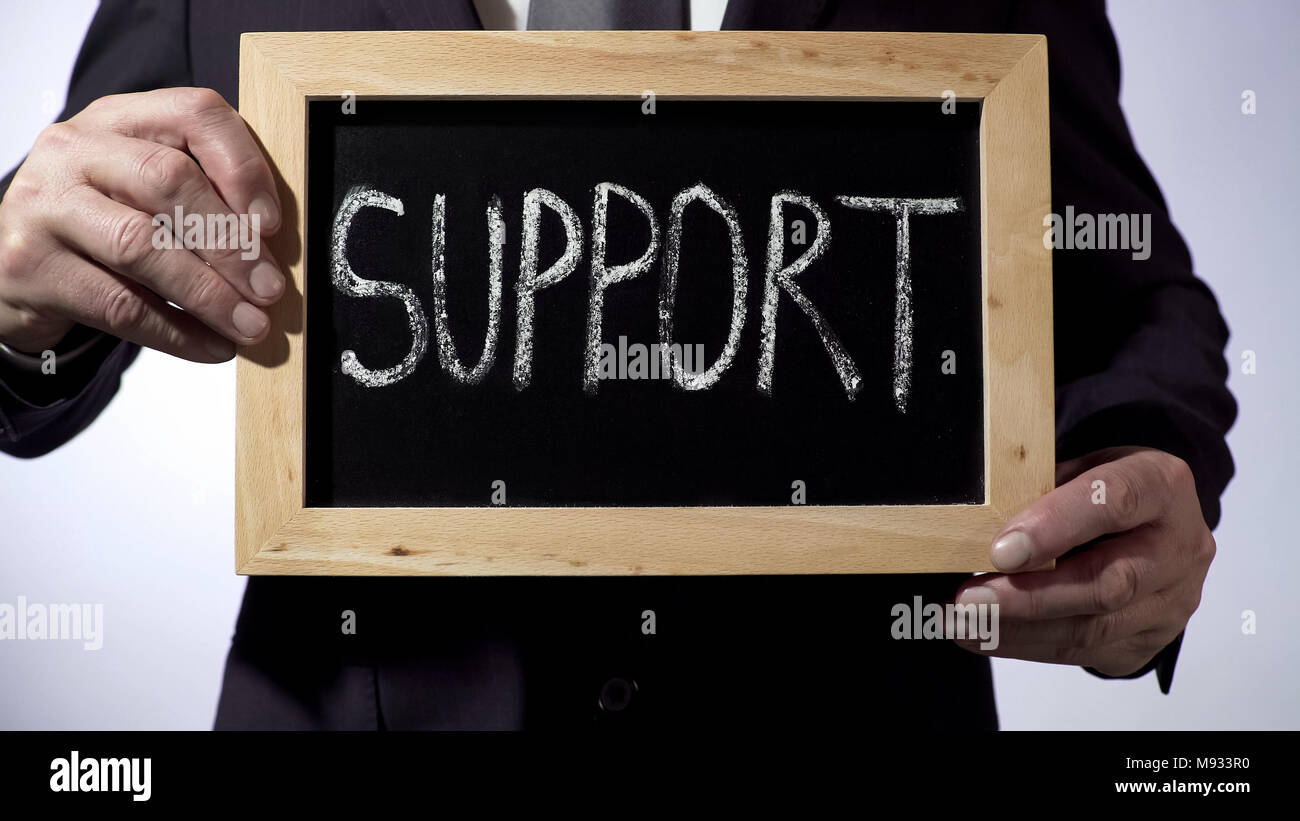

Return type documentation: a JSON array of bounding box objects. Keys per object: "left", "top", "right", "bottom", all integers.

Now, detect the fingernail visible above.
[
  {"left": 957, "top": 585, "right": 998, "bottom": 606},
  {"left": 232, "top": 302, "right": 268, "bottom": 339},
  {"left": 249, "top": 259, "right": 284, "bottom": 300},
  {"left": 991, "top": 530, "right": 1034, "bottom": 571},
  {"left": 249, "top": 195, "right": 279, "bottom": 232}
]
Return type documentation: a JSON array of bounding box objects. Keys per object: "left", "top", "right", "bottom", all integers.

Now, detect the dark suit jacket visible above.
[{"left": 0, "top": 0, "right": 1236, "bottom": 729}]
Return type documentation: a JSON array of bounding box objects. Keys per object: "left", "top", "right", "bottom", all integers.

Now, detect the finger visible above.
[
  {"left": 958, "top": 529, "right": 1177, "bottom": 620},
  {"left": 1054, "top": 445, "right": 1150, "bottom": 486},
  {"left": 975, "top": 602, "right": 1165, "bottom": 650},
  {"left": 955, "top": 629, "right": 1175, "bottom": 672},
  {"left": 47, "top": 187, "right": 269, "bottom": 344},
  {"left": 952, "top": 638, "right": 1096, "bottom": 665},
  {"left": 989, "top": 450, "right": 1178, "bottom": 571},
  {"left": 74, "top": 87, "right": 281, "bottom": 234},
  {"left": 1086, "top": 630, "right": 1184, "bottom": 677},
  {"left": 79, "top": 133, "right": 284, "bottom": 304},
  {"left": 23, "top": 249, "right": 235, "bottom": 363}
]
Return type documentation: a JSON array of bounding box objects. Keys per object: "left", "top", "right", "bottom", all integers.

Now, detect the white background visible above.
[{"left": 1, "top": 0, "right": 1295, "bottom": 729}]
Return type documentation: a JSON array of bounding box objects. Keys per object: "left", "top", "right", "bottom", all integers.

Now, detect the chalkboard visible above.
[
  {"left": 235, "top": 30, "right": 1055, "bottom": 575},
  {"left": 303, "top": 99, "right": 984, "bottom": 508}
]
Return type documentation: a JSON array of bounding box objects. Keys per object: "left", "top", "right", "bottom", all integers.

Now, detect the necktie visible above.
[{"left": 527, "top": 0, "right": 688, "bottom": 30}]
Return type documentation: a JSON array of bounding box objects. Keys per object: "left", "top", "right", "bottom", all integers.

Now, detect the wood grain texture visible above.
[{"left": 235, "top": 31, "right": 1054, "bottom": 576}]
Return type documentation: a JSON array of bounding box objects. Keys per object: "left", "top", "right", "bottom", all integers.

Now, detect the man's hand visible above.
[
  {"left": 953, "top": 446, "right": 1217, "bottom": 676},
  {"left": 0, "top": 87, "right": 283, "bottom": 361}
]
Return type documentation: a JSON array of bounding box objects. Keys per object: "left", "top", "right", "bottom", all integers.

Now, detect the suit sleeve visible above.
[
  {"left": 1011, "top": 1, "right": 1238, "bottom": 691},
  {"left": 0, "top": 0, "right": 191, "bottom": 457}
]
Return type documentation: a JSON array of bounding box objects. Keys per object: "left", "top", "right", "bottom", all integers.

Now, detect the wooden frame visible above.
[{"left": 236, "top": 31, "right": 1053, "bottom": 576}]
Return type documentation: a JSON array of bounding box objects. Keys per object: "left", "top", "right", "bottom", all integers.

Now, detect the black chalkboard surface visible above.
[{"left": 304, "top": 99, "right": 983, "bottom": 508}]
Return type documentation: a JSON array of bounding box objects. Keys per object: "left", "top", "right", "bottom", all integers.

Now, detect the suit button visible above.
[{"left": 598, "top": 677, "right": 636, "bottom": 712}]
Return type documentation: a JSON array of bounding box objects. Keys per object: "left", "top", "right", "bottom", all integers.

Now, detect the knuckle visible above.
[
  {"left": 1202, "top": 532, "right": 1218, "bottom": 566},
  {"left": 4, "top": 172, "right": 44, "bottom": 209},
  {"left": 80, "top": 94, "right": 122, "bottom": 119},
  {"left": 106, "top": 211, "right": 157, "bottom": 268},
  {"left": 224, "top": 154, "right": 271, "bottom": 206},
  {"left": 33, "top": 122, "right": 77, "bottom": 155},
  {"left": 196, "top": 220, "right": 245, "bottom": 265},
  {"left": 1157, "top": 452, "right": 1194, "bottom": 490},
  {"left": 101, "top": 283, "right": 146, "bottom": 334},
  {"left": 0, "top": 228, "right": 40, "bottom": 282},
  {"left": 10, "top": 305, "right": 47, "bottom": 336},
  {"left": 138, "top": 145, "right": 197, "bottom": 201},
  {"left": 1019, "top": 587, "right": 1045, "bottom": 620},
  {"left": 173, "top": 87, "right": 229, "bottom": 119},
  {"left": 1102, "top": 466, "right": 1142, "bottom": 523},
  {"left": 184, "top": 270, "right": 229, "bottom": 316},
  {"left": 1148, "top": 454, "right": 1195, "bottom": 515},
  {"left": 77, "top": 97, "right": 105, "bottom": 119},
  {"left": 1096, "top": 557, "right": 1141, "bottom": 612},
  {"left": 227, "top": 150, "right": 267, "bottom": 188},
  {"left": 78, "top": 94, "right": 137, "bottom": 134}
]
